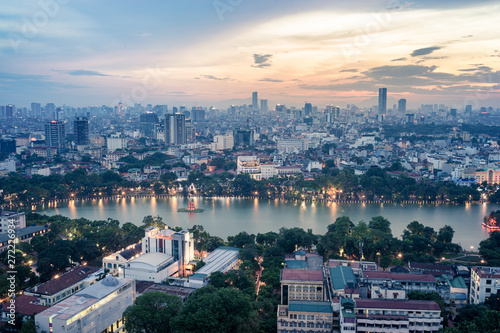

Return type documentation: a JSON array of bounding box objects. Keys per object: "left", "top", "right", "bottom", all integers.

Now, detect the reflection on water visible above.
[{"left": 36, "top": 197, "right": 499, "bottom": 248}]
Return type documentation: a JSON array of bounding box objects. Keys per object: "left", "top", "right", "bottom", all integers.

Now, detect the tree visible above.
[
  {"left": 227, "top": 232, "right": 255, "bottom": 248},
  {"left": 437, "top": 225, "right": 454, "bottom": 244},
  {"left": 175, "top": 286, "right": 255, "bottom": 333},
  {"left": 479, "top": 231, "right": 500, "bottom": 266},
  {"left": 124, "top": 291, "right": 183, "bottom": 333},
  {"left": 369, "top": 216, "right": 392, "bottom": 234}
]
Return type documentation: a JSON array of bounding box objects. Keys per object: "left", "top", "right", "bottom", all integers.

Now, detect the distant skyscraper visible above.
[
  {"left": 465, "top": 105, "right": 472, "bottom": 114},
  {"left": 191, "top": 107, "right": 205, "bottom": 122},
  {"left": 304, "top": 102, "right": 312, "bottom": 116},
  {"left": 45, "top": 103, "right": 56, "bottom": 119},
  {"left": 5, "top": 105, "right": 14, "bottom": 119},
  {"left": 164, "top": 113, "right": 186, "bottom": 145},
  {"left": 260, "top": 99, "right": 268, "bottom": 113},
  {"left": 0, "top": 106, "right": 4, "bottom": 118},
  {"left": 139, "top": 112, "right": 159, "bottom": 138},
  {"left": 450, "top": 108, "right": 457, "bottom": 118},
  {"left": 45, "top": 120, "right": 66, "bottom": 154},
  {"left": 398, "top": 99, "right": 407, "bottom": 113},
  {"left": 252, "top": 92, "right": 258, "bottom": 111},
  {"left": 378, "top": 88, "right": 387, "bottom": 114},
  {"left": 233, "top": 129, "right": 255, "bottom": 146},
  {"left": 31, "top": 102, "right": 41, "bottom": 117},
  {"left": 74, "top": 117, "right": 90, "bottom": 146}
]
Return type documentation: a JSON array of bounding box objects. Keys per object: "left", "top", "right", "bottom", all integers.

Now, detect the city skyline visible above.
[{"left": 1, "top": 0, "right": 500, "bottom": 108}]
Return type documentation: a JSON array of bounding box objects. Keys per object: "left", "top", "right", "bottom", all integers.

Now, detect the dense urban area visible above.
[{"left": 0, "top": 96, "right": 499, "bottom": 333}]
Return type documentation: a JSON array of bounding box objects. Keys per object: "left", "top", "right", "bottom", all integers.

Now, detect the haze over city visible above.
[{"left": 2, "top": 0, "right": 500, "bottom": 108}]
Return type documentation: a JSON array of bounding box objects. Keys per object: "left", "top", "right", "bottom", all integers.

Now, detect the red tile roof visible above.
[
  {"left": 30, "top": 266, "right": 100, "bottom": 296},
  {"left": 281, "top": 269, "right": 324, "bottom": 282},
  {"left": 355, "top": 299, "right": 440, "bottom": 311},
  {"left": 363, "top": 271, "right": 435, "bottom": 282},
  {"left": 1, "top": 295, "right": 49, "bottom": 316}
]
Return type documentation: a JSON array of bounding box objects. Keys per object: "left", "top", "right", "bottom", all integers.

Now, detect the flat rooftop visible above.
[
  {"left": 36, "top": 277, "right": 133, "bottom": 321},
  {"left": 141, "top": 283, "right": 196, "bottom": 301},
  {"left": 355, "top": 299, "right": 441, "bottom": 311},
  {"left": 196, "top": 246, "right": 240, "bottom": 276},
  {"left": 129, "top": 252, "right": 174, "bottom": 267},
  {"left": 281, "top": 269, "right": 324, "bottom": 282},
  {"left": 289, "top": 301, "right": 332, "bottom": 313},
  {"left": 363, "top": 271, "right": 435, "bottom": 282}
]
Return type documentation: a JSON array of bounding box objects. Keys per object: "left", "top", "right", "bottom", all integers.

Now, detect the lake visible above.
[{"left": 35, "top": 197, "right": 500, "bottom": 249}]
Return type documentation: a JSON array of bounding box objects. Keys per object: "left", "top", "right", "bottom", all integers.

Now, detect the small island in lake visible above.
[
  {"left": 483, "top": 210, "right": 500, "bottom": 231},
  {"left": 178, "top": 200, "right": 204, "bottom": 213}
]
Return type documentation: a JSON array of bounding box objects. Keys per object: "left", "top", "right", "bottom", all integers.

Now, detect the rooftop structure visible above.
[
  {"left": 35, "top": 277, "right": 135, "bottom": 333},
  {"left": 189, "top": 246, "right": 240, "bottom": 288}
]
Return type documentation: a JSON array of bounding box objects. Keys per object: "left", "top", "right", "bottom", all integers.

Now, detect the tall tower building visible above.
[
  {"left": 164, "top": 113, "right": 186, "bottom": 145},
  {"left": 31, "top": 103, "right": 41, "bottom": 117},
  {"left": 45, "top": 103, "right": 56, "bottom": 119},
  {"left": 304, "top": 102, "right": 312, "bottom": 116},
  {"left": 74, "top": 117, "right": 90, "bottom": 146},
  {"left": 378, "top": 88, "right": 387, "bottom": 114},
  {"left": 260, "top": 99, "right": 268, "bottom": 113},
  {"left": 398, "top": 99, "right": 407, "bottom": 113},
  {"left": 45, "top": 120, "right": 66, "bottom": 154},
  {"left": 252, "top": 92, "right": 258, "bottom": 111},
  {"left": 5, "top": 105, "right": 14, "bottom": 119}
]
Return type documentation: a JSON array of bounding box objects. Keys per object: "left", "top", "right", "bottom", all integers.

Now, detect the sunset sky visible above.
[{"left": 1, "top": 0, "right": 500, "bottom": 109}]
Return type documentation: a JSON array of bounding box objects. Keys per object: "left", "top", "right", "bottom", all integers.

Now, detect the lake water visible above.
[{"left": 36, "top": 197, "right": 500, "bottom": 249}]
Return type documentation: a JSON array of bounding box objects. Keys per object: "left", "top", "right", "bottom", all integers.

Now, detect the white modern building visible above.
[
  {"left": 260, "top": 162, "right": 278, "bottom": 179},
  {"left": 142, "top": 227, "right": 195, "bottom": 276},
  {"left": 0, "top": 210, "right": 26, "bottom": 235},
  {"left": 119, "top": 252, "right": 178, "bottom": 283},
  {"left": 211, "top": 134, "right": 234, "bottom": 151},
  {"left": 102, "top": 243, "right": 142, "bottom": 274},
  {"left": 106, "top": 133, "right": 127, "bottom": 152},
  {"left": 470, "top": 266, "right": 500, "bottom": 304},
  {"left": 35, "top": 276, "right": 135, "bottom": 333},
  {"left": 277, "top": 138, "right": 308, "bottom": 153}
]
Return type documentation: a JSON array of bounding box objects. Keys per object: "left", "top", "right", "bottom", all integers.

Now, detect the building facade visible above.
[{"left": 470, "top": 266, "right": 500, "bottom": 304}]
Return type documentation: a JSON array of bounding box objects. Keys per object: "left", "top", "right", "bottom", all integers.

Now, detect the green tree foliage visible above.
[
  {"left": 175, "top": 286, "right": 255, "bottom": 333},
  {"left": 227, "top": 231, "right": 255, "bottom": 248},
  {"left": 124, "top": 291, "right": 183, "bottom": 333},
  {"left": 479, "top": 231, "right": 500, "bottom": 266}
]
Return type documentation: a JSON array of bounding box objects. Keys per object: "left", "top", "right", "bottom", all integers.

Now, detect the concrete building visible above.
[
  {"left": 119, "top": 252, "right": 178, "bottom": 283},
  {"left": 470, "top": 266, "right": 500, "bottom": 304},
  {"left": 353, "top": 299, "right": 442, "bottom": 333},
  {"left": 44, "top": 120, "right": 66, "bottom": 154},
  {"left": 260, "top": 162, "right": 278, "bottom": 179},
  {"left": 102, "top": 243, "right": 142, "bottom": 274},
  {"left": 1, "top": 295, "right": 49, "bottom": 323},
  {"left": 165, "top": 113, "right": 186, "bottom": 145},
  {"left": 362, "top": 271, "right": 437, "bottom": 293},
  {"left": 188, "top": 246, "right": 240, "bottom": 288},
  {"left": 378, "top": 88, "right": 387, "bottom": 114},
  {"left": 35, "top": 276, "right": 135, "bottom": 333},
  {"left": 74, "top": 117, "right": 89, "bottom": 146},
  {"left": 25, "top": 266, "right": 103, "bottom": 306},
  {"left": 0, "top": 225, "right": 50, "bottom": 252},
  {"left": 328, "top": 266, "right": 356, "bottom": 297},
  {"left": 106, "top": 133, "right": 127, "bottom": 151},
  {"left": 237, "top": 156, "right": 261, "bottom": 180},
  {"left": 211, "top": 134, "right": 234, "bottom": 151},
  {"left": 141, "top": 227, "right": 195, "bottom": 276},
  {"left": 280, "top": 269, "right": 325, "bottom": 305},
  {"left": 0, "top": 210, "right": 26, "bottom": 235},
  {"left": 277, "top": 301, "right": 333, "bottom": 333},
  {"left": 277, "top": 138, "right": 308, "bottom": 153}
]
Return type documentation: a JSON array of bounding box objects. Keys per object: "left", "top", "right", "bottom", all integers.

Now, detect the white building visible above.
[
  {"left": 119, "top": 252, "right": 178, "bottom": 283},
  {"left": 35, "top": 276, "right": 135, "bottom": 333},
  {"left": 0, "top": 158, "right": 16, "bottom": 173},
  {"left": 102, "top": 243, "right": 142, "bottom": 274},
  {"left": 106, "top": 133, "right": 127, "bottom": 151},
  {"left": 237, "top": 156, "right": 261, "bottom": 180},
  {"left": 0, "top": 210, "right": 26, "bottom": 235},
  {"left": 277, "top": 138, "right": 308, "bottom": 153},
  {"left": 142, "top": 227, "right": 194, "bottom": 276},
  {"left": 211, "top": 134, "right": 234, "bottom": 151},
  {"left": 277, "top": 301, "right": 334, "bottom": 333},
  {"left": 470, "top": 266, "right": 500, "bottom": 304},
  {"left": 261, "top": 162, "right": 278, "bottom": 179}
]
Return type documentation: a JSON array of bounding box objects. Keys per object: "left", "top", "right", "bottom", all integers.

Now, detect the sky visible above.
[{"left": 1, "top": 0, "right": 500, "bottom": 110}]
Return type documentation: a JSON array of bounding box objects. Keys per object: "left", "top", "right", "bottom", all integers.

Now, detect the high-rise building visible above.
[
  {"left": 45, "top": 120, "right": 66, "bottom": 154},
  {"left": 74, "top": 117, "right": 90, "bottom": 146},
  {"left": 260, "top": 99, "right": 268, "bottom": 113},
  {"left": 252, "top": 92, "right": 258, "bottom": 111},
  {"left": 450, "top": 108, "right": 457, "bottom": 118},
  {"left": 45, "top": 103, "right": 55, "bottom": 119},
  {"left": 191, "top": 107, "right": 205, "bottom": 122},
  {"left": 304, "top": 102, "right": 312, "bottom": 116},
  {"left": 233, "top": 129, "right": 255, "bottom": 146},
  {"left": 465, "top": 105, "right": 472, "bottom": 114},
  {"left": 0, "top": 106, "right": 4, "bottom": 118},
  {"left": 31, "top": 102, "right": 41, "bottom": 117},
  {"left": 5, "top": 105, "right": 14, "bottom": 119},
  {"left": 164, "top": 113, "right": 186, "bottom": 145},
  {"left": 139, "top": 112, "right": 159, "bottom": 138},
  {"left": 378, "top": 88, "right": 387, "bottom": 114},
  {"left": 398, "top": 99, "right": 407, "bottom": 113}
]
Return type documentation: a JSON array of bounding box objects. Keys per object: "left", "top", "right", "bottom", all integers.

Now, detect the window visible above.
[
  {"left": 486, "top": 280, "right": 492, "bottom": 285},
  {"left": 486, "top": 288, "right": 491, "bottom": 293}
]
